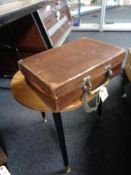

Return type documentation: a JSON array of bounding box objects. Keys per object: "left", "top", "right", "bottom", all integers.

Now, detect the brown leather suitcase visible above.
[{"left": 18, "top": 37, "right": 125, "bottom": 111}]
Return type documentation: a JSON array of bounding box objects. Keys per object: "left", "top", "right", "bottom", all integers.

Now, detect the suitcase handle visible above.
[{"left": 82, "top": 65, "right": 112, "bottom": 113}]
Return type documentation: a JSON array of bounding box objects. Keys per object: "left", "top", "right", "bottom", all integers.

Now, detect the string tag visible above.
[
  {"left": 0, "top": 166, "right": 11, "bottom": 175},
  {"left": 99, "top": 87, "right": 108, "bottom": 102}
]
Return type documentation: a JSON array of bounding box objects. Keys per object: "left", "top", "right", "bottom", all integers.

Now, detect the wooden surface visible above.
[
  {"left": 0, "top": 0, "right": 47, "bottom": 27},
  {"left": 38, "top": 1, "right": 72, "bottom": 47},
  {"left": 11, "top": 14, "right": 47, "bottom": 52},
  {"left": 11, "top": 71, "right": 94, "bottom": 112},
  {"left": 0, "top": 147, "right": 7, "bottom": 165}
]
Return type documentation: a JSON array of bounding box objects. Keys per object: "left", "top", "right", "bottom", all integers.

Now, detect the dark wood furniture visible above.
[{"left": 0, "top": 0, "right": 72, "bottom": 77}]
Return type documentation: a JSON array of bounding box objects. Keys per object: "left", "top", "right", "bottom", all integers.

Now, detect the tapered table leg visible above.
[
  {"left": 121, "top": 70, "right": 129, "bottom": 98},
  {"left": 41, "top": 112, "right": 47, "bottom": 123},
  {"left": 52, "top": 112, "right": 71, "bottom": 173},
  {"left": 97, "top": 99, "right": 103, "bottom": 119}
]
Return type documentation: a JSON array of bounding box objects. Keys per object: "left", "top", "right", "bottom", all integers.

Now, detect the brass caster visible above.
[
  {"left": 43, "top": 118, "right": 47, "bottom": 123},
  {"left": 64, "top": 166, "right": 71, "bottom": 173},
  {"left": 122, "top": 93, "right": 127, "bottom": 98}
]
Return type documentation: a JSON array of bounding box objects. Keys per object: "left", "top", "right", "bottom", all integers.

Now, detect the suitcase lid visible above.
[{"left": 19, "top": 37, "right": 125, "bottom": 98}]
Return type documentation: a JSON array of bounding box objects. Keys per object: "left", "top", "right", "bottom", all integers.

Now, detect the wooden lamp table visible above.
[{"left": 11, "top": 71, "right": 94, "bottom": 173}]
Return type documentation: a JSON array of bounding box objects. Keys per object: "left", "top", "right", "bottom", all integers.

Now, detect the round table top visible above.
[{"left": 11, "top": 71, "right": 94, "bottom": 112}]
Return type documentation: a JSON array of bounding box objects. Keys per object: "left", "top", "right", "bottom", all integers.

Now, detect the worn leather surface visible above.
[{"left": 19, "top": 37, "right": 125, "bottom": 111}]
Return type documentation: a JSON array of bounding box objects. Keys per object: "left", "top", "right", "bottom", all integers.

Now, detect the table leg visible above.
[
  {"left": 41, "top": 112, "right": 47, "bottom": 123},
  {"left": 97, "top": 99, "right": 103, "bottom": 119},
  {"left": 121, "top": 70, "right": 129, "bottom": 98},
  {"left": 52, "top": 112, "right": 71, "bottom": 173}
]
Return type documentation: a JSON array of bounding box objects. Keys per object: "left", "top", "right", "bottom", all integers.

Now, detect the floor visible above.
[{"left": 0, "top": 31, "right": 131, "bottom": 175}]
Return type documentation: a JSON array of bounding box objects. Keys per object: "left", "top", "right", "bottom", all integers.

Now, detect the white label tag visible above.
[
  {"left": 99, "top": 86, "right": 108, "bottom": 102},
  {"left": 0, "top": 166, "right": 11, "bottom": 175}
]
